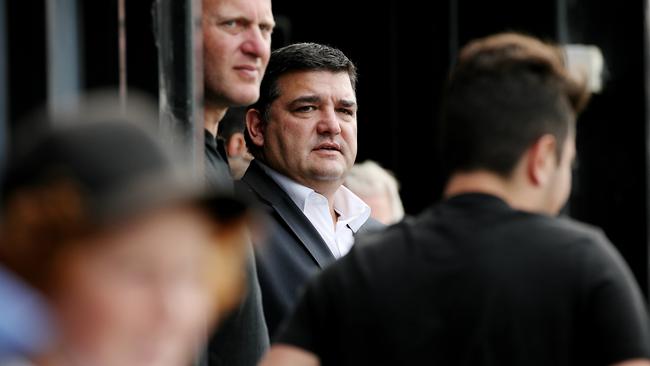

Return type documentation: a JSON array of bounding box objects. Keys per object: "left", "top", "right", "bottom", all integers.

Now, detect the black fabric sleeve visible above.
[
  {"left": 273, "top": 225, "right": 406, "bottom": 364},
  {"left": 582, "top": 233, "right": 650, "bottom": 363},
  {"left": 274, "top": 267, "right": 333, "bottom": 357}
]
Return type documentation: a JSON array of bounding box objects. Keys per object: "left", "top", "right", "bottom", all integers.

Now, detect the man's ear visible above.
[
  {"left": 226, "top": 132, "right": 247, "bottom": 159},
  {"left": 246, "top": 109, "right": 265, "bottom": 148},
  {"left": 527, "top": 134, "right": 557, "bottom": 187}
]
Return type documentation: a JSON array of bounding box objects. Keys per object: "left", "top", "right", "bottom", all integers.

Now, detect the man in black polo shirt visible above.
[
  {"left": 259, "top": 33, "right": 650, "bottom": 366},
  {"left": 201, "top": 0, "right": 275, "bottom": 364}
]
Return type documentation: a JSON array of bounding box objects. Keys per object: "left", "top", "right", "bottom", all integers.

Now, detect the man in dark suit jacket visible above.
[{"left": 239, "top": 43, "right": 384, "bottom": 337}]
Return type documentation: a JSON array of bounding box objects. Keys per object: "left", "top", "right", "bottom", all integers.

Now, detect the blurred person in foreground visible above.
[
  {"left": 344, "top": 160, "right": 404, "bottom": 225},
  {"left": 0, "top": 103, "right": 251, "bottom": 366},
  {"left": 0, "top": 265, "right": 53, "bottom": 363},
  {"left": 260, "top": 33, "right": 650, "bottom": 366}
]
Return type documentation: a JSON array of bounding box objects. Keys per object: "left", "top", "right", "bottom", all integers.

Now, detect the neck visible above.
[
  {"left": 444, "top": 169, "right": 543, "bottom": 213},
  {"left": 311, "top": 180, "right": 347, "bottom": 227},
  {"left": 263, "top": 161, "right": 342, "bottom": 225},
  {"left": 319, "top": 186, "right": 339, "bottom": 225},
  {"left": 204, "top": 103, "right": 228, "bottom": 137}
]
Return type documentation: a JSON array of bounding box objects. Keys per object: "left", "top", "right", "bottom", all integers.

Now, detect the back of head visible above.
[
  {"left": 440, "top": 33, "right": 590, "bottom": 178},
  {"left": 0, "top": 119, "right": 180, "bottom": 291},
  {"left": 0, "top": 95, "right": 245, "bottom": 293},
  {"left": 0, "top": 95, "right": 253, "bottom": 366},
  {"left": 246, "top": 42, "right": 357, "bottom": 158}
]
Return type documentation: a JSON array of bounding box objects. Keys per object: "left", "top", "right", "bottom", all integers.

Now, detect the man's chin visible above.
[
  {"left": 309, "top": 166, "right": 347, "bottom": 182},
  {"left": 207, "top": 87, "right": 259, "bottom": 108},
  {"left": 230, "top": 92, "right": 260, "bottom": 107},
  {"left": 229, "top": 81, "right": 262, "bottom": 104}
]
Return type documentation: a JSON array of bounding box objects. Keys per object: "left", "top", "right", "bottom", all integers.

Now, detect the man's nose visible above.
[
  {"left": 241, "top": 26, "right": 267, "bottom": 59},
  {"left": 317, "top": 108, "right": 342, "bottom": 135}
]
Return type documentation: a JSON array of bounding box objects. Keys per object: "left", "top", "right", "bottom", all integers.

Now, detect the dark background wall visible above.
[
  {"left": 270, "top": 0, "right": 650, "bottom": 295},
  {"left": 565, "top": 0, "right": 649, "bottom": 298},
  {"left": 4, "top": 0, "right": 649, "bottom": 295}
]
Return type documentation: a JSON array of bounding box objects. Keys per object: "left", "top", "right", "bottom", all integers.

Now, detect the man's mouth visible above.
[
  {"left": 313, "top": 142, "right": 342, "bottom": 152},
  {"left": 234, "top": 65, "right": 258, "bottom": 79}
]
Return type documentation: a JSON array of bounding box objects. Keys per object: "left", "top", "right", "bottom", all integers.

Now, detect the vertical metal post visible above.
[
  {"left": 556, "top": 0, "right": 569, "bottom": 43},
  {"left": 46, "top": 0, "right": 82, "bottom": 116},
  {"left": 643, "top": 0, "right": 650, "bottom": 294},
  {"left": 388, "top": 0, "right": 400, "bottom": 171},
  {"left": 154, "top": 0, "right": 204, "bottom": 179},
  {"left": 0, "top": 0, "right": 7, "bottom": 184},
  {"left": 118, "top": 0, "right": 127, "bottom": 113},
  {"left": 449, "top": 0, "right": 459, "bottom": 69}
]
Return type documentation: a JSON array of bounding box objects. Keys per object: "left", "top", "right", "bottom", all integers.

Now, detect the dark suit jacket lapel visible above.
[
  {"left": 242, "top": 161, "right": 336, "bottom": 268},
  {"left": 353, "top": 217, "right": 385, "bottom": 236}
]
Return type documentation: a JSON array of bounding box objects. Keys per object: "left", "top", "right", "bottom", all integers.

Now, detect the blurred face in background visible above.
[
  {"left": 225, "top": 131, "right": 254, "bottom": 179},
  {"left": 359, "top": 190, "right": 394, "bottom": 225},
  {"left": 48, "top": 205, "right": 219, "bottom": 366},
  {"left": 203, "top": 0, "right": 274, "bottom": 107}
]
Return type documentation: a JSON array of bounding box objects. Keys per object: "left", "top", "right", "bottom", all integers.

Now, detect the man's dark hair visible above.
[
  {"left": 440, "top": 32, "right": 591, "bottom": 178},
  {"left": 245, "top": 42, "right": 357, "bottom": 158}
]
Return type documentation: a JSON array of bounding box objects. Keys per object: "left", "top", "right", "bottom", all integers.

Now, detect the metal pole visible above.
[
  {"left": 643, "top": 0, "right": 650, "bottom": 300},
  {"left": 154, "top": 0, "right": 204, "bottom": 179},
  {"left": 46, "top": 0, "right": 81, "bottom": 116},
  {"left": 118, "top": 0, "right": 127, "bottom": 113},
  {"left": 388, "top": 0, "right": 400, "bottom": 171},
  {"left": 449, "top": 0, "right": 459, "bottom": 69},
  {"left": 556, "top": 0, "right": 569, "bottom": 43},
  {"left": 0, "top": 0, "right": 7, "bottom": 186}
]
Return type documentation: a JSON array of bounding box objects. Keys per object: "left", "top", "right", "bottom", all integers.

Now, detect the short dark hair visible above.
[
  {"left": 440, "top": 32, "right": 590, "bottom": 178},
  {"left": 246, "top": 42, "right": 357, "bottom": 158}
]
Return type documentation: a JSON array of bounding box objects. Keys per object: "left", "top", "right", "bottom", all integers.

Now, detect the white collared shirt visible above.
[{"left": 260, "top": 162, "right": 371, "bottom": 258}]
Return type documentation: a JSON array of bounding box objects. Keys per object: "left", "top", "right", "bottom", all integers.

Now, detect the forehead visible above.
[
  {"left": 85, "top": 206, "right": 212, "bottom": 256},
  {"left": 204, "top": 0, "right": 273, "bottom": 18},
  {"left": 275, "top": 70, "right": 356, "bottom": 101}
]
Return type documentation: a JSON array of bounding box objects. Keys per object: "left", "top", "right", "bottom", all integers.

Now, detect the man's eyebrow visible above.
[
  {"left": 218, "top": 15, "right": 249, "bottom": 23},
  {"left": 288, "top": 96, "right": 321, "bottom": 107},
  {"left": 261, "top": 19, "right": 276, "bottom": 29},
  {"left": 339, "top": 99, "right": 357, "bottom": 108}
]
